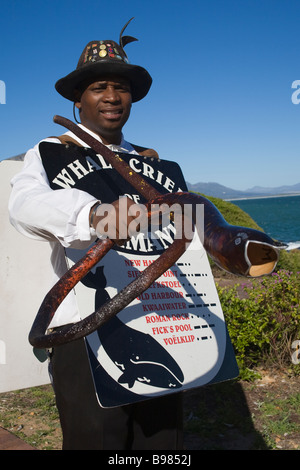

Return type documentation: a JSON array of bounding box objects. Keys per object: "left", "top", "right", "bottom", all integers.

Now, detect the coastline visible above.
[
  {"left": 226, "top": 194, "right": 300, "bottom": 251},
  {"left": 225, "top": 193, "right": 300, "bottom": 201}
]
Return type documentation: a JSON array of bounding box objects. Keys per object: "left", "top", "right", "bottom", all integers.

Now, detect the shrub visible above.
[
  {"left": 276, "top": 249, "right": 300, "bottom": 273},
  {"left": 217, "top": 269, "right": 300, "bottom": 379}
]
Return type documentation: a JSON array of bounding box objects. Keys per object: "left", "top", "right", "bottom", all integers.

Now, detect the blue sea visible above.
[{"left": 230, "top": 195, "right": 300, "bottom": 251}]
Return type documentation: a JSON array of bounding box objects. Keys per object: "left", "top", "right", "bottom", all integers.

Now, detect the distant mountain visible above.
[
  {"left": 245, "top": 183, "right": 300, "bottom": 194},
  {"left": 187, "top": 181, "right": 300, "bottom": 200}
]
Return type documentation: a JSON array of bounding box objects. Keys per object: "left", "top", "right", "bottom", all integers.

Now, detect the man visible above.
[
  {"left": 9, "top": 20, "right": 186, "bottom": 449},
  {"left": 74, "top": 76, "right": 145, "bottom": 241}
]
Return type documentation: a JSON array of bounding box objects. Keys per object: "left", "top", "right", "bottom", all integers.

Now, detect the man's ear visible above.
[{"left": 74, "top": 89, "right": 82, "bottom": 110}]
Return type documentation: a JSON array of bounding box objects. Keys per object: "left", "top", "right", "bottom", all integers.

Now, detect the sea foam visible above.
[{"left": 285, "top": 241, "right": 300, "bottom": 251}]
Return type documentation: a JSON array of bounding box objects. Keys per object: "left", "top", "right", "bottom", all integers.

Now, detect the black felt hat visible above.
[{"left": 55, "top": 18, "right": 152, "bottom": 103}]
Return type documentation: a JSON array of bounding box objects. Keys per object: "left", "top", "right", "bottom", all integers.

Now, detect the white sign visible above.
[
  {"left": 0, "top": 159, "right": 51, "bottom": 392},
  {"left": 66, "top": 230, "right": 238, "bottom": 408}
]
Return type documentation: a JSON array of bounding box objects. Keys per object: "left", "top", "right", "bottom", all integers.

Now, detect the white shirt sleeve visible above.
[{"left": 8, "top": 138, "right": 98, "bottom": 248}]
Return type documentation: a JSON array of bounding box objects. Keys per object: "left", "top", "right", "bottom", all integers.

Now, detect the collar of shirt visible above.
[{"left": 64, "top": 123, "right": 139, "bottom": 155}]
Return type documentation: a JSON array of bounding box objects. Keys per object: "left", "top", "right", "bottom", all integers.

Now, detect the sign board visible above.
[
  {"left": 0, "top": 158, "right": 51, "bottom": 392},
  {"left": 66, "top": 229, "right": 239, "bottom": 408},
  {"left": 0, "top": 156, "right": 238, "bottom": 400}
]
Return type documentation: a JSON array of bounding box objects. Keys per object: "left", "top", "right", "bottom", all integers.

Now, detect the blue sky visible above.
[{"left": 1, "top": 0, "right": 300, "bottom": 190}]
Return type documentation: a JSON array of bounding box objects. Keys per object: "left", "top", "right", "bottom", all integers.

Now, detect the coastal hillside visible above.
[{"left": 192, "top": 192, "right": 262, "bottom": 231}]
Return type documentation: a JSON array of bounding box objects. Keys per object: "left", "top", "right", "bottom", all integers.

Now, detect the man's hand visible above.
[{"left": 90, "top": 197, "right": 147, "bottom": 244}]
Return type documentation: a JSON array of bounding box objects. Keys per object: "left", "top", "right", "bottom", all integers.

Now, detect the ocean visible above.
[{"left": 230, "top": 194, "right": 300, "bottom": 251}]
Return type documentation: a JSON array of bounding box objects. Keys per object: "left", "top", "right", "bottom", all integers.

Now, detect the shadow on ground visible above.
[{"left": 183, "top": 379, "right": 269, "bottom": 450}]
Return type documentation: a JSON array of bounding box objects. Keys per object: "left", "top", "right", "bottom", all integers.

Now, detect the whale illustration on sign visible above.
[
  {"left": 82, "top": 265, "right": 184, "bottom": 390},
  {"left": 97, "top": 316, "right": 184, "bottom": 390}
]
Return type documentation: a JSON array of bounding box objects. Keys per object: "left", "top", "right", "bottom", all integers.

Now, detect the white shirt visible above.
[{"left": 8, "top": 124, "right": 139, "bottom": 327}]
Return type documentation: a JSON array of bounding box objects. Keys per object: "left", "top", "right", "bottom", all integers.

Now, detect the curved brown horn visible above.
[{"left": 28, "top": 116, "right": 284, "bottom": 348}]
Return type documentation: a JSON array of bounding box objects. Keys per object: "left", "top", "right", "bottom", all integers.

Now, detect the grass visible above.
[
  {"left": 0, "top": 385, "right": 61, "bottom": 450},
  {"left": 183, "top": 372, "right": 300, "bottom": 450},
  {"left": 258, "top": 392, "right": 300, "bottom": 449},
  {"left": 1, "top": 372, "right": 300, "bottom": 450}
]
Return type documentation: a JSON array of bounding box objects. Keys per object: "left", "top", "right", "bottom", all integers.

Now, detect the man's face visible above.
[{"left": 75, "top": 76, "right": 132, "bottom": 145}]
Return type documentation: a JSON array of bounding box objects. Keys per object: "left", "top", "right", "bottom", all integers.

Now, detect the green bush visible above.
[
  {"left": 217, "top": 269, "right": 300, "bottom": 379},
  {"left": 276, "top": 249, "right": 300, "bottom": 273},
  {"left": 194, "top": 191, "right": 300, "bottom": 379}
]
